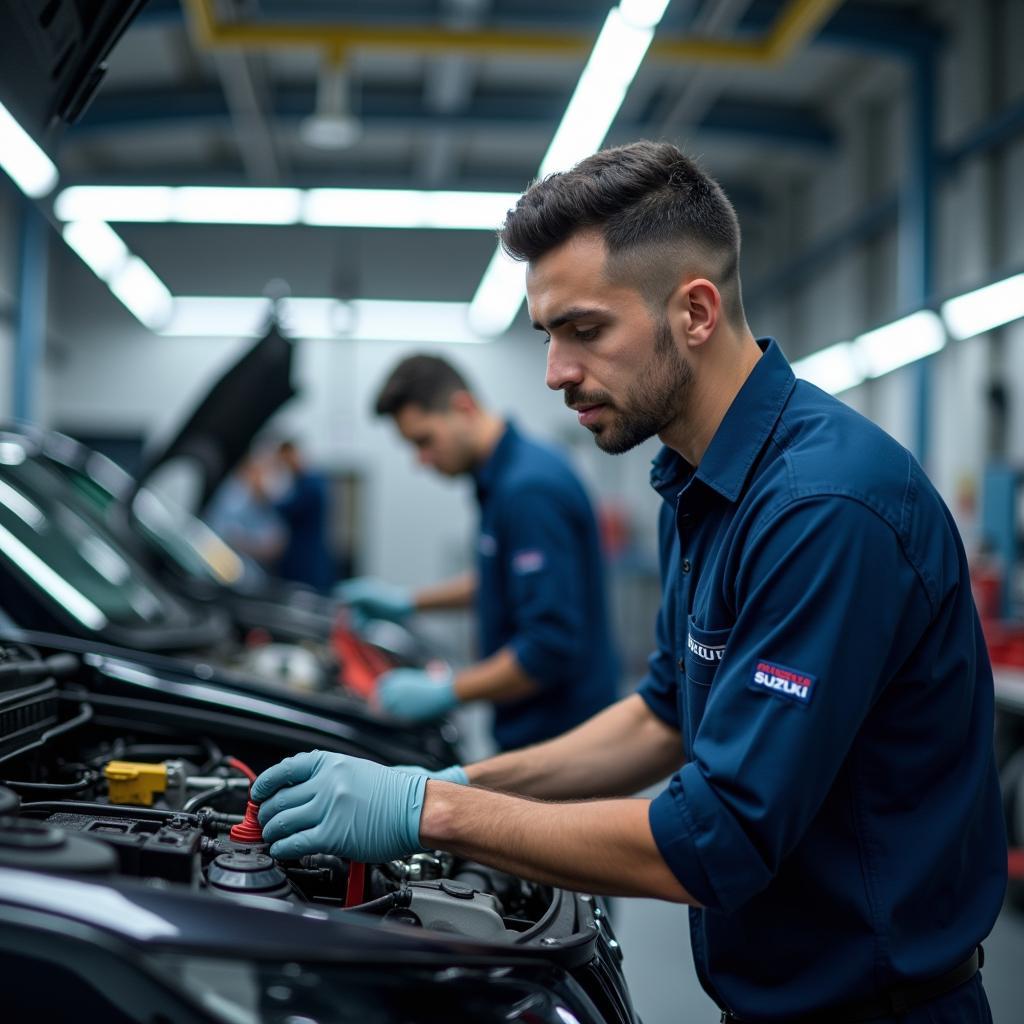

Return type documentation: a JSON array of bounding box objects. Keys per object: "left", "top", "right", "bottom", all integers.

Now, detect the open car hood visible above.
[
  {"left": 0, "top": 1, "right": 146, "bottom": 140},
  {"left": 134, "top": 324, "right": 298, "bottom": 512}
]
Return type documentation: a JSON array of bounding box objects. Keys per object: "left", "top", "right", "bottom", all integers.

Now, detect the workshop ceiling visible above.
[
  {"left": 47, "top": 0, "right": 940, "bottom": 323},
  {"left": 60, "top": 0, "right": 930, "bottom": 193}
]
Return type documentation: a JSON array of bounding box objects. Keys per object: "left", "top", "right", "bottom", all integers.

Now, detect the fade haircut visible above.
[
  {"left": 499, "top": 141, "right": 745, "bottom": 326},
  {"left": 374, "top": 354, "right": 473, "bottom": 417}
]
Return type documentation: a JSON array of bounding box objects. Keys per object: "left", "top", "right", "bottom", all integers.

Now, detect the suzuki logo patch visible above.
[{"left": 749, "top": 660, "right": 816, "bottom": 706}]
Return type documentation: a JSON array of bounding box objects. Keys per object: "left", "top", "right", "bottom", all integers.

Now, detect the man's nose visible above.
[{"left": 545, "top": 337, "right": 583, "bottom": 392}]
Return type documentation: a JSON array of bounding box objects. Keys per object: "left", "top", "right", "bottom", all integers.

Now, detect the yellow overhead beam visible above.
[{"left": 184, "top": 0, "right": 843, "bottom": 67}]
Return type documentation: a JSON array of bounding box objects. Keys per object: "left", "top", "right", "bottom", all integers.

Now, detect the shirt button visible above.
[{"left": 681, "top": 559, "right": 691, "bottom": 574}]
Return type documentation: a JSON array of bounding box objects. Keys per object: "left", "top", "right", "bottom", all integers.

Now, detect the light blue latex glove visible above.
[
  {"left": 334, "top": 577, "right": 414, "bottom": 623},
  {"left": 252, "top": 750, "right": 425, "bottom": 862},
  {"left": 392, "top": 763, "right": 469, "bottom": 785},
  {"left": 377, "top": 667, "right": 458, "bottom": 722}
]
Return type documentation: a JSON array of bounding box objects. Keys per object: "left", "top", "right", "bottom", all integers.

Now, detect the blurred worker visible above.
[
  {"left": 263, "top": 440, "right": 334, "bottom": 593},
  {"left": 205, "top": 457, "right": 286, "bottom": 569},
  {"left": 338, "top": 354, "right": 619, "bottom": 751},
  {"left": 254, "top": 143, "right": 1005, "bottom": 1022}
]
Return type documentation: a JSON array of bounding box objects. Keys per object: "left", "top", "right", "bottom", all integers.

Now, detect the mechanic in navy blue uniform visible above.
[
  {"left": 338, "top": 354, "right": 619, "bottom": 750},
  {"left": 267, "top": 440, "right": 334, "bottom": 592},
  {"left": 254, "top": 143, "right": 1006, "bottom": 1023}
]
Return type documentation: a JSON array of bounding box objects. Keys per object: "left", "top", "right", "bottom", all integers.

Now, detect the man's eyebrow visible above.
[{"left": 531, "top": 307, "right": 608, "bottom": 332}]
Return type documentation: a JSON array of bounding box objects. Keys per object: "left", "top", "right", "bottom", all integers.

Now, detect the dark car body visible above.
[{"left": 0, "top": 641, "right": 636, "bottom": 1024}]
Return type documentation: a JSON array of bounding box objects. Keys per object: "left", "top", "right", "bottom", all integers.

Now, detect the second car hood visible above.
[{"left": 135, "top": 324, "right": 298, "bottom": 512}]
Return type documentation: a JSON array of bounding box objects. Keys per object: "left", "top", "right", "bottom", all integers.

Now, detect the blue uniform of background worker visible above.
[
  {"left": 268, "top": 440, "right": 334, "bottom": 593},
  {"left": 254, "top": 142, "right": 1006, "bottom": 1023},
  {"left": 338, "top": 354, "right": 618, "bottom": 750}
]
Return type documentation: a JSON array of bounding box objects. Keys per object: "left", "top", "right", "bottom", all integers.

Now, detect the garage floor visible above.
[{"left": 615, "top": 898, "right": 1024, "bottom": 1023}]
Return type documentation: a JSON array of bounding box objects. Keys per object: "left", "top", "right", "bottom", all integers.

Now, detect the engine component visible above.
[
  {"left": 0, "top": 818, "right": 117, "bottom": 874},
  {"left": 104, "top": 760, "right": 169, "bottom": 805},
  {"left": 405, "top": 880, "right": 509, "bottom": 941},
  {"left": 44, "top": 811, "right": 201, "bottom": 883},
  {"left": 207, "top": 849, "right": 290, "bottom": 899},
  {"left": 0, "top": 784, "right": 19, "bottom": 817},
  {"left": 385, "top": 850, "right": 452, "bottom": 883},
  {"left": 229, "top": 799, "right": 264, "bottom": 844},
  {"left": 0, "top": 665, "right": 58, "bottom": 763}
]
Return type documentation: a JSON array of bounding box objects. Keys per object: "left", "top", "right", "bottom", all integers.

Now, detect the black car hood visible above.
[
  {"left": 0, "top": 1, "right": 146, "bottom": 140},
  {"left": 135, "top": 324, "right": 298, "bottom": 512}
]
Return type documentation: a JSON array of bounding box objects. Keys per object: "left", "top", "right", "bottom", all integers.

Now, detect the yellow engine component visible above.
[{"left": 104, "top": 761, "right": 168, "bottom": 806}]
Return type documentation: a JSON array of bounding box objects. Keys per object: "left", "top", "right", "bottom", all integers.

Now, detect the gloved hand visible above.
[
  {"left": 392, "top": 763, "right": 469, "bottom": 785},
  {"left": 334, "top": 577, "right": 415, "bottom": 623},
  {"left": 252, "top": 750, "right": 425, "bottom": 862},
  {"left": 377, "top": 667, "right": 458, "bottom": 722}
]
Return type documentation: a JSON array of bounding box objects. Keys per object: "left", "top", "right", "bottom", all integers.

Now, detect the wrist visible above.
[{"left": 419, "top": 779, "right": 463, "bottom": 848}]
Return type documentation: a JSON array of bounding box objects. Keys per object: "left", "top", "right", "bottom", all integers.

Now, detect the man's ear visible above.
[
  {"left": 448, "top": 389, "right": 478, "bottom": 415},
  {"left": 667, "top": 278, "right": 722, "bottom": 350}
]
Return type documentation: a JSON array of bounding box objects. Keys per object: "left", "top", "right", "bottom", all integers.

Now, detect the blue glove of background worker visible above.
[
  {"left": 377, "top": 666, "right": 458, "bottom": 722},
  {"left": 335, "top": 577, "right": 414, "bottom": 623},
  {"left": 253, "top": 750, "right": 425, "bottom": 862},
  {"left": 392, "top": 763, "right": 469, "bottom": 784}
]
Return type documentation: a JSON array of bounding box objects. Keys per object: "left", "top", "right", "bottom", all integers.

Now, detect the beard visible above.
[{"left": 565, "top": 318, "right": 693, "bottom": 454}]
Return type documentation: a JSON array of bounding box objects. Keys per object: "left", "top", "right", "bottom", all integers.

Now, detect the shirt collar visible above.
[
  {"left": 474, "top": 419, "right": 517, "bottom": 500},
  {"left": 649, "top": 337, "right": 795, "bottom": 504}
]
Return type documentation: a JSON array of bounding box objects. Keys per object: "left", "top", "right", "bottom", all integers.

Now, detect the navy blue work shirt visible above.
[
  {"left": 638, "top": 339, "right": 1006, "bottom": 1021},
  {"left": 475, "top": 421, "right": 618, "bottom": 750},
  {"left": 273, "top": 470, "right": 334, "bottom": 593}
]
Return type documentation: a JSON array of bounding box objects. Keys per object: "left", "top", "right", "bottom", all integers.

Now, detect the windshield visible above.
[
  {"left": 0, "top": 441, "right": 201, "bottom": 632},
  {"left": 54, "top": 454, "right": 247, "bottom": 588}
]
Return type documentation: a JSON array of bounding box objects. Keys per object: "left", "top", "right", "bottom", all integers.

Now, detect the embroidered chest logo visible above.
[
  {"left": 511, "top": 549, "right": 546, "bottom": 575},
  {"left": 749, "top": 660, "right": 816, "bottom": 706},
  {"left": 687, "top": 633, "right": 726, "bottom": 665}
]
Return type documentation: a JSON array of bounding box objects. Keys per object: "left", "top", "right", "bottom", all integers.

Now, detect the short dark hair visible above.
[
  {"left": 374, "top": 354, "right": 473, "bottom": 417},
  {"left": 499, "top": 141, "right": 745, "bottom": 324}
]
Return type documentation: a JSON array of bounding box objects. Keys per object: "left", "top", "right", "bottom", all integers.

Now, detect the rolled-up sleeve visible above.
[
  {"left": 500, "top": 487, "right": 588, "bottom": 689},
  {"left": 650, "top": 496, "right": 932, "bottom": 911}
]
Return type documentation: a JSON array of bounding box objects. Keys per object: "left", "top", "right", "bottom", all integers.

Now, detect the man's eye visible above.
[
  {"left": 542, "top": 335, "right": 551, "bottom": 346},
  {"left": 574, "top": 327, "right": 599, "bottom": 341}
]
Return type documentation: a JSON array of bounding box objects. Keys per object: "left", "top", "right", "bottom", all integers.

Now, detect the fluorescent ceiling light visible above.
[
  {"left": 162, "top": 297, "right": 484, "bottom": 344},
  {"left": 854, "top": 310, "right": 946, "bottom": 378},
  {"left": 62, "top": 221, "right": 130, "bottom": 282},
  {"left": 467, "top": 249, "right": 528, "bottom": 336},
  {"left": 792, "top": 341, "right": 863, "bottom": 395},
  {"left": 941, "top": 273, "right": 1024, "bottom": 341},
  {"left": 54, "top": 184, "right": 517, "bottom": 230},
  {"left": 470, "top": 3, "right": 665, "bottom": 336},
  {"left": 0, "top": 520, "right": 107, "bottom": 630},
  {"left": 175, "top": 186, "right": 303, "bottom": 224},
  {"left": 303, "top": 188, "right": 515, "bottom": 230},
  {"left": 539, "top": 8, "right": 656, "bottom": 177},
  {"left": 109, "top": 256, "right": 175, "bottom": 331},
  {"left": 0, "top": 99, "right": 58, "bottom": 198},
  {"left": 55, "top": 186, "right": 175, "bottom": 223}
]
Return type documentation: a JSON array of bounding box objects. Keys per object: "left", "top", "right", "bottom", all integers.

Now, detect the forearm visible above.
[
  {"left": 453, "top": 648, "right": 538, "bottom": 704},
  {"left": 465, "top": 694, "right": 684, "bottom": 800},
  {"left": 420, "top": 782, "right": 695, "bottom": 903},
  {"left": 413, "top": 572, "right": 477, "bottom": 612}
]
